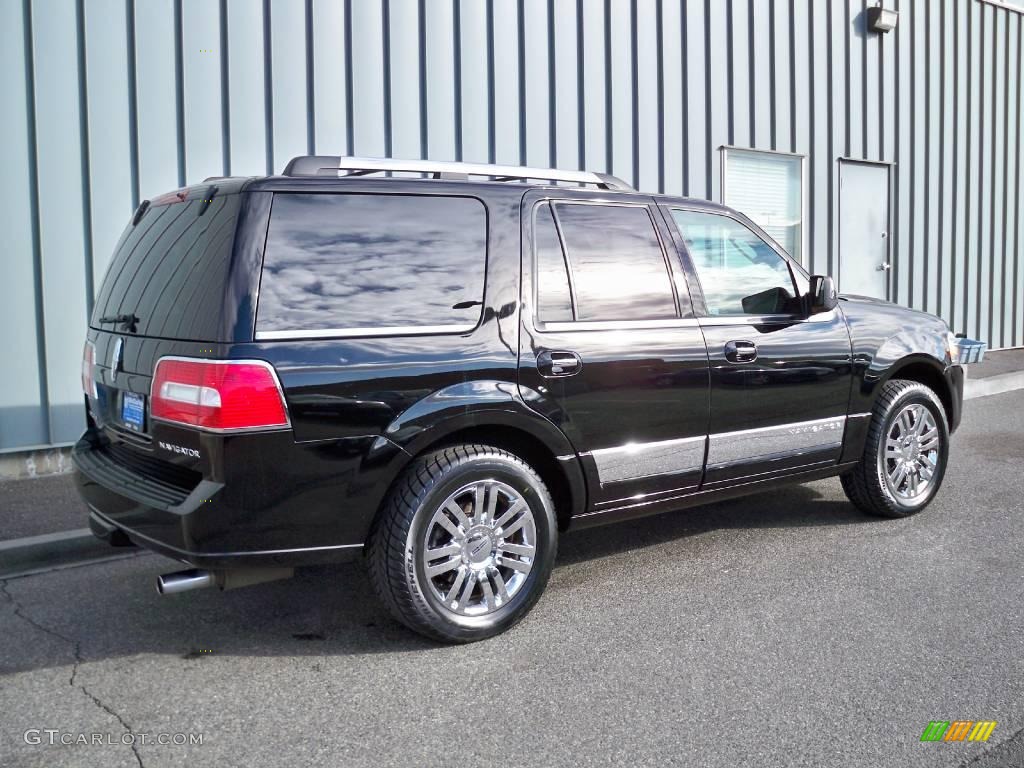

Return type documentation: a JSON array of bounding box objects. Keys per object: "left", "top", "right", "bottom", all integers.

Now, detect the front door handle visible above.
[
  {"left": 537, "top": 350, "right": 582, "bottom": 377},
  {"left": 724, "top": 340, "right": 757, "bottom": 364}
]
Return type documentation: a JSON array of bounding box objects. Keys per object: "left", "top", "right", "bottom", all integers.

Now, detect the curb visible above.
[
  {"left": 0, "top": 529, "right": 145, "bottom": 580},
  {"left": 963, "top": 370, "right": 1024, "bottom": 401}
]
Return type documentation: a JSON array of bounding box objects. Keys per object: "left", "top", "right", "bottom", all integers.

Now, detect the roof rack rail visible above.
[{"left": 281, "top": 155, "right": 634, "bottom": 192}]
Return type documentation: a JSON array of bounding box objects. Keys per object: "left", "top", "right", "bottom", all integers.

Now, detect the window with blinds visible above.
[{"left": 722, "top": 149, "right": 804, "bottom": 265}]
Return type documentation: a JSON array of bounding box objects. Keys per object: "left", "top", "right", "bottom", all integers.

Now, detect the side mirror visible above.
[{"left": 808, "top": 275, "right": 838, "bottom": 314}]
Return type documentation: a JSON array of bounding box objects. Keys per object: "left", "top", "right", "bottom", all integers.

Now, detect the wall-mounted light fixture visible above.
[{"left": 867, "top": 5, "right": 899, "bottom": 33}]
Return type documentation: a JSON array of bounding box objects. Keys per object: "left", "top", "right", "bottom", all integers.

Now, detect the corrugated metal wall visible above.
[{"left": 1, "top": 0, "right": 1021, "bottom": 452}]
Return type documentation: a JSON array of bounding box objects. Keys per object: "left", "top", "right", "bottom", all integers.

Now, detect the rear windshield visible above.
[{"left": 91, "top": 191, "right": 241, "bottom": 341}]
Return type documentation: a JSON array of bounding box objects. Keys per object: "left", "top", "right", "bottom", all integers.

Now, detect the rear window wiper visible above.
[{"left": 97, "top": 313, "right": 140, "bottom": 333}]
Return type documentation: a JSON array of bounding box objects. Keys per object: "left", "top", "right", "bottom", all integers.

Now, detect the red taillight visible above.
[
  {"left": 82, "top": 340, "right": 96, "bottom": 398},
  {"left": 151, "top": 358, "right": 290, "bottom": 432}
]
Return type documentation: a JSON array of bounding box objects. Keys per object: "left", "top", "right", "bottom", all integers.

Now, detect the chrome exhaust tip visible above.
[{"left": 155, "top": 569, "right": 215, "bottom": 595}]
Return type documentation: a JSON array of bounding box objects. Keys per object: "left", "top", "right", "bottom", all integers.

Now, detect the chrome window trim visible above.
[
  {"left": 538, "top": 318, "right": 701, "bottom": 332},
  {"left": 529, "top": 198, "right": 689, "bottom": 330},
  {"left": 254, "top": 324, "right": 478, "bottom": 341}
]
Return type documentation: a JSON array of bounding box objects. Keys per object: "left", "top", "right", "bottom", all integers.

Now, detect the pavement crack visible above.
[{"left": 0, "top": 579, "right": 144, "bottom": 768}]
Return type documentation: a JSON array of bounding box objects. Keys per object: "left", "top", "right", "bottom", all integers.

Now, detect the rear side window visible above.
[
  {"left": 534, "top": 203, "right": 574, "bottom": 322},
  {"left": 546, "top": 203, "right": 676, "bottom": 322},
  {"left": 256, "top": 193, "right": 487, "bottom": 336}
]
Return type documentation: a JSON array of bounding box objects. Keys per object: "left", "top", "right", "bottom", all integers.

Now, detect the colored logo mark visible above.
[{"left": 920, "top": 721, "right": 997, "bottom": 742}]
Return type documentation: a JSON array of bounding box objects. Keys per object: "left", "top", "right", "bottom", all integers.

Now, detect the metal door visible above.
[{"left": 838, "top": 160, "right": 891, "bottom": 299}]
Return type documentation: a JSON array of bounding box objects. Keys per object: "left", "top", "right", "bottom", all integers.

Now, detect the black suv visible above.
[{"left": 75, "top": 156, "right": 965, "bottom": 642}]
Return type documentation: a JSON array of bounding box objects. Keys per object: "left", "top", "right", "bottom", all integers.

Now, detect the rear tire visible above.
[
  {"left": 841, "top": 379, "right": 949, "bottom": 518},
  {"left": 367, "top": 444, "right": 557, "bottom": 643}
]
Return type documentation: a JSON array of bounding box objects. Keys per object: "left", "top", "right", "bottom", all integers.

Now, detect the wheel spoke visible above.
[
  {"left": 493, "top": 499, "right": 526, "bottom": 531},
  {"left": 503, "top": 557, "right": 531, "bottom": 574},
  {"left": 444, "top": 501, "right": 472, "bottom": 531},
  {"left": 446, "top": 566, "right": 468, "bottom": 605},
  {"left": 426, "top": 556, "right": 461, "bottom": 578},
  {"left": 908, "top": 468, "right": 919, "bottom": 495},
  {"left": 473, "top": 484, "right": 486, "bottom": 524},
  {"left": 456, "top": 570, "right": 477, "bottom": 611},
  {"left": 426, "top": 542, "right": 461, "bottom": 560},
  {"left": 500, "top": 542, "right": 535, "bottom": 558},
  {"left": 913, "top": 408, "right": 930, "bottom": 435},
  {"left": 483, "top": 483, "right": 499, "bottom": 525},
  {"left": 491, "top": 568, "right": 510, "bottom": 604},
  {"left": 898, "top": 411, "right": 912, "bottom": 436},
  {"left": 434, "top": 510, "right": 463, "bottom": 539},
  {"left": 501, "top": 514, "right": 529, "bottom": 538},
  {"left": 480, "top": 573, "right": 496, "bottom": 611},
  {"left": 889, "top": 463, "right": 908, "bottom": 490},
  {"left": 918, "top": 459, "right": 934, "bottom": 480},
  {"left": 885, "top": 439, "right": 902, "bottom": 458}
]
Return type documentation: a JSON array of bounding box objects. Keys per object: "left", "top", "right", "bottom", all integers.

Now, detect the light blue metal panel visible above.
[
  {"left": 581, "top": 1, "right": 608, "bottom": 173},
  {"left": 809, "top": 0, "right": 829, "bottom": 277},
  {"left": 909, "top": 0, "right": 926, "bottom": 312},
  {"left": 880, "top": 2, "right": 896, "bottom": 162},
  {"left": 269, "top": 0, "right": 309, "bottom": 170},
  {"left": 830, "top": 0, "right": 847, "bottom": 279},
  {"left": 977, "top": 3, "right": 993, "bottom": 343},
  {"left": 522, "top": 0, "right": 551, "bottom": 168},
  {"left": 751, "top": 0, "right": 772, "bottom": 150},
  {"left": 609, "top": 0, "right": 633, "bottom": 186},
  {"left": 729, "top": 0, "right": 750, "bottom": 148},
  {"left": 0, "top": 0, "right": 48, "bottom": 450},
  {"left": 635, "top": 0, "right": 660, "bottom": 193},
  {"left": 937, "top": 0, "right": 954, "bottom": 327},
  {"left": 950, "top": 0, "right": 969, "bottom": 332},
  {"left": 492, "top": 0, "right": 521, "bottom": 166},
  {"left": 311, "top": 0, "right": 348, "bottom": 157},
  {"left": 707, "top": 0, "right": 727, "bottom": 202},
  {"left": 458, "top": 0, "right": 489, "bottom": 163},
  {"left": 182, "top": 0, "right": 224, "bottom": 182},
  {"left": 553, "top": 0, "right": 581, "bottom": 171},
  {"left": 387, "top": 0, "right": 421, "bottom": 159},
  {"left": 425, "top": 0, "right": 455, "bottom": 160},
  {"left": 134, "top": 0, "right": 180, "bottom": 197},
  {"left": 864, "top": 7, "right": 880, "bottom": 160},
  {"left": 83, "top": 0, "right": 133, "bottom": 291},
  {"left": 847, "top": 0, "right": 863, "bottom": 159},
  {"left": 894, "top": 0, "right": 913, "bottom": 307},
  {"left": 990, "top": 9, "right": 1006, "bottom": 347},
  {"left": 350, "top": 0, "right": 386, "bottom": 157},
  {"left": 31, "top": 0, "right": 89, "bottom": 443},
  {"left": 924, "top": 0, "right": 940, "bottom": 316},
  {"left": 771, "top": 0, "right": 791, "bottom": 152},
  {"left": 226, "top": 0, "right": 269, "bottom": 174},
  {"left": 1009, "top": 16, "right": 1022, "bottom": 347},
  {"left": 964, "top": 0, "right": 982, "bottom": 338},
  {"left": 684, "top": 0, "right": 706, "bottom": 197},
  {"left": 790, "top": 2, "right": 810, "bottom": 166},
  {"left": 660, "top": 0, "right": 684, "bottom": 195}
]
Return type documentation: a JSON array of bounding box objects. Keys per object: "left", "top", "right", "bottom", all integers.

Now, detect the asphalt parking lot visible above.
[{"left": 1, "top": 389, "right": 1022, "bottom": 768}]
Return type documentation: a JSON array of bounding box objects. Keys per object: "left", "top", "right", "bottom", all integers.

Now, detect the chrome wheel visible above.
[
  {"left": 881, "top": 403, "right": 941, "bottom": 503},
  {"left": 421, "top": 480, "right": 537, "bottom": 617}
]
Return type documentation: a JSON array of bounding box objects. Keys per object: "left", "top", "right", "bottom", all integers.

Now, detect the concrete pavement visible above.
[{"left": 1, "top": 389, "right": 1022, "bottom": 767}]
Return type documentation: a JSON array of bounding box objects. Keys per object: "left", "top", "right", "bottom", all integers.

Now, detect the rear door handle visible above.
[
  {"left": 724, "top": 340, "right": 757, "bottom": 364},
  {"left": 537, "top": 350, "right": 582, "bottom": 377}
]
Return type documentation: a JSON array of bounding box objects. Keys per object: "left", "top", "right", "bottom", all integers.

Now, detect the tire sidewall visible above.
[
  {"left": 873, "top": 385, "right": 950, "bottom": 514},
  {"left": 403, "top": 452, "right": 557, "bottom": 638}
]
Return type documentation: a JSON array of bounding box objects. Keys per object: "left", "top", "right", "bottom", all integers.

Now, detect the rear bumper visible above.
[{"left": 72, "top": 430, "right": 382, "bottom": 568}]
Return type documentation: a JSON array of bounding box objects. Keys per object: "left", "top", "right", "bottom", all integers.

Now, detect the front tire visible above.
[
  {"left": 841, "top": 379, "right": 950, "bottom": 518},
  {"left": 367, "top": 444, "right": 558, "bottom": 643}
]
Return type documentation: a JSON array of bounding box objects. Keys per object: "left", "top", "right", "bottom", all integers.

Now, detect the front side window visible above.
[
  {"left": 257, "top": 193, "right": 486, "bottom": 334},
  {"left": 549, "top": 203, "right": 676, "bottom": 322},
  {"left": 671, "top": 210, "right": 800, "bottom": 316}
]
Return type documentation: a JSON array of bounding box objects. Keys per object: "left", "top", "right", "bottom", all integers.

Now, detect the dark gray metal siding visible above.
[{"left": 1, "top": 0, "right": 1021, "bottom": 451}]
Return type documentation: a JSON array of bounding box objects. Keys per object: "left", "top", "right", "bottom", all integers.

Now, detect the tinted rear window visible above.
[
  {"left": 92, "top": 193, "right": 241, "bottom": 341},
  {"left": 256, "top": 193, "right": 487, "bottom": 336}
]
